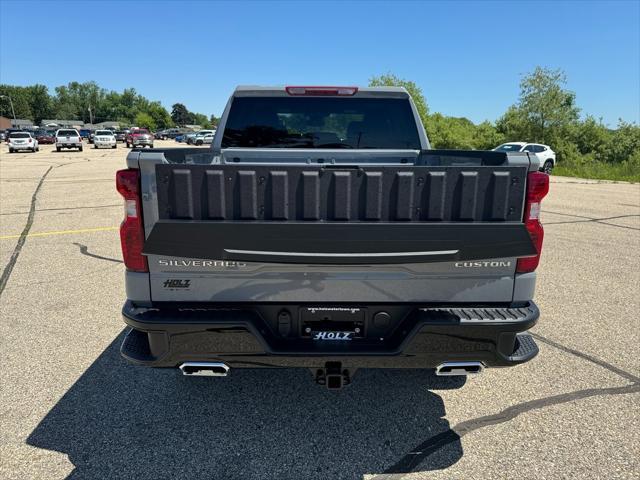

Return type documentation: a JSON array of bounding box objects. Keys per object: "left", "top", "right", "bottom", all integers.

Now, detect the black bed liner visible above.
[{"left": 143, "top": 163, "right": 532, "bottom": 264}]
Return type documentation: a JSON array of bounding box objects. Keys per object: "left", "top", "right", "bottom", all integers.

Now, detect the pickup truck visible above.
[
  {"left": 125, "top": 128, "right": 154, "bottom": 148},
  {"left": 117, "top": 85, "right": 548, "bottom": 389},
  {"left": 55, "top": 128, "right": 83, "bottom": 152}
]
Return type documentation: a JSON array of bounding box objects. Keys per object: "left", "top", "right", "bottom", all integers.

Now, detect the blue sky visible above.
[{"left": 1, "top": 0, "right": 638, "bottom": 126}]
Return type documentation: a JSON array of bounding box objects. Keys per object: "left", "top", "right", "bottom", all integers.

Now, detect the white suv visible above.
[
  {"left": 493, "top": 142, "right": 556, "bottom": 174},
  {"left": 93, "top": 130, "right": 117, "bottom": 149},
  {"left": 8, "top": 131, "right": 39, "bottom": 153}
]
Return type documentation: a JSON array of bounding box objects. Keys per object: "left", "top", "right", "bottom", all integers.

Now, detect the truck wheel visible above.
[
  {"left": 112, "top": 145, "right": 117, "bottom": 149},
  {"left": 149, "top": 144, "right": 154, "bottom": 149},
  {"left": 543, "top": 160, "right": 553, "bottom": 175},
  {"left": 56, "top": 147, "right": 61, "bottom": 152},
  {"left": 196, "top": 140, "right": 203, "bottom": 146},
  {"left": 9, "top": 148, "right": 13, "bottom": 153},
  {"left": 79, "top": 146, "right": 83, "bottom": 152}
]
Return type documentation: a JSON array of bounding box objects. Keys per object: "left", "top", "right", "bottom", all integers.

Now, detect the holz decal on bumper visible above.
[{"left": 313, "top": 331, "right": 354, "bottom": 341}]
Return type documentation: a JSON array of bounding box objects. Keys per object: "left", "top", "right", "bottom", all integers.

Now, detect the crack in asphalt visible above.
[
  {"left": 0, "top": 166, "right": 53, "bottom": 298},
  {"left": 377, "top": 383, "right": 640, "bottom": 478},
  {"left": 550, "top": 179, "right": 638, "bottom": 185},
  {"left": 544, "top": 211, "right": 640, "bottom": 231},
  {"left": 532, "top": 333, "right": 640, "bottom": 384},
  {"left": 73, "top": 243, "right": 123, "bottom": 264},
  {"left": 374, "top": 333, "right": 640, "bottom": 478}
]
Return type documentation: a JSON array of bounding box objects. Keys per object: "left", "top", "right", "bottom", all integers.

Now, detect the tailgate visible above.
[{"left": 138, "top": 153, "right": 534, "bottom": 303}]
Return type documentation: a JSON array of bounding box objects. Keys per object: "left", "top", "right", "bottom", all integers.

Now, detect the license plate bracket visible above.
[{"left": 301, "top": 307, "right": 365, "bottom": 339}]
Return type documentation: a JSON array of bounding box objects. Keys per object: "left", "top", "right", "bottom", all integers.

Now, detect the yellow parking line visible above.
[{"left": 0, "top": 226, "right": 118, "bottom": 240}]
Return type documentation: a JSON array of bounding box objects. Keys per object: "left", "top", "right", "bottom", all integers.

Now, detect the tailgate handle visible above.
[{"left": 224, "top": 248, "right": 459, "bottom": 259}]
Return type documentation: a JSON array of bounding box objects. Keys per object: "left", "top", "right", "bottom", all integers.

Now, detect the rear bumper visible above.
[{"left": 121, "top": 301, "right": 540, "bottom": 369}]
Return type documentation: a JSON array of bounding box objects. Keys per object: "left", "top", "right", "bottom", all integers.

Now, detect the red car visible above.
[
  {"left": 125, "top": 128, "right": 154, "bottom": 148},
  {"left": 35, "top": 130, "right": 56, "bottom": 144}
]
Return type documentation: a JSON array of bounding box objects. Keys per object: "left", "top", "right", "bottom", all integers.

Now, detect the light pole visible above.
[
  {"left": 0, "top": 94, "right": 17, "bottom": 123},
  {"left": 88, "top": 106, "right": 94, "bottom": 126}
]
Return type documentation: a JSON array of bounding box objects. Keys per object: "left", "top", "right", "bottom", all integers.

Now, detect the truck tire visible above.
[
  {"left": 196, "top": 140, "right": 203, "bottom": 146},
  {"left": 56, "top": 147, "right": 61, "bottom": 152},
  {"left": 112, "top": 145, "right": 117, "bottom": 149},
  {"left": 543, "top": 160, "right": 553, "bottom": 175},
  {"left": 79, "top": 146, "right": 83, "bottom": 152}
]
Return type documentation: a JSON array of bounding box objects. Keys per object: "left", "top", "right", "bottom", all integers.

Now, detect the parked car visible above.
[
  {"left": 193, "top": 129, "right": 217, "bottom": 145},
  {"left": 35, "top": 130, "right": 56, "bottom": 144},
  {"left": 79, "top": 129, "right": 92, "bottom": 141},
  {"left": 158, "top": 128, "right": 186, "bottom": 140},
  {"left": 175, "top": 133, "right": 186, "bottom": 142},
  {"left": 114, "top": 130, "right": 127, "bottom": 142},
  {"left": 196, "top": 133, "right": 215, "bottom": 145},
  {"left": 4, "top": 128, "right": 22, "bottom": 143},
  {"left": 493, "top": 142, "right": 556, "bottom": 174},
  {"left": 184, "top": 131, "right": 200, "bottom": 144},
  {"left": 8, "top": 131, "right": 39, "bottom": 153},
  {"left": 125, "top": 128, "right": 154, "bottom": 148},
  {"left": 117, "top": 85, "right": 548, "bottom": 389},
  {"left": 55, "top": 128, "right": 83, "bottom": 151},
  {"left": 93, "top": 130, "right": 117, "bottom": 149}
]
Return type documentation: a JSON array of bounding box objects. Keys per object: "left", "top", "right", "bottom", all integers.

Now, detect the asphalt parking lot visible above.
[{"left": 0, "top": 141, "right": 638, "bottom": 480}]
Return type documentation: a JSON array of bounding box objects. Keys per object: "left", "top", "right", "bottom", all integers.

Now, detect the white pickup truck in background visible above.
[{"left": 55, "top": 128, "right": 83, "bottom": 152}]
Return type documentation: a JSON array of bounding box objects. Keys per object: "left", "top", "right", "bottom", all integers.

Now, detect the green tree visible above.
[
  {"left": 0, "top": 85, "right": 33, "bottom": 119},
  {"left": 27, "top": 84, "right": 53, "bottom": 124},
  {"left": 171, "top": 103, "right": 191, "bottom": 125},
  {"left": 191, "top": 112, "right": 211, "bottom": 128},
  {"left": 135, "top": 112, "right": 156, "bottom": 130},
  {"left": 605, "top": 120, "right": 640, "bottom": 164},
  {"left": 507, "top": 67, "right": 580, "bottom": 144},
  {"left": 572, "top": 115, "right": 609, "bottom": 158},
  {"left": 369, "top": 73, "right": 429, "bottom": 124},
  {"left": 146, "top": 101, "right": 173, "bottom": 129}
]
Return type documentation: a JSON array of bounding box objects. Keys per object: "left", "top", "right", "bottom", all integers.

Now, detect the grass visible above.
[{"left": 554, "top": 161, "right": 640, "bottom": 183}]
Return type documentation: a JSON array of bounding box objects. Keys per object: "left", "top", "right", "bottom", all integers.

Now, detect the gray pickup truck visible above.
[{"left": 117, "top": 85, "right": 548, "bottom": 389}]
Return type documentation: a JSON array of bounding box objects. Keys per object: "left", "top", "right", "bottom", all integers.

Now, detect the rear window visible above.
[
  {"left": 495, "top": 143, "right": 523, "bottom": 152},
  {"left": 10, "top": 132, "right": 30, "bottom": 138},
  {"left": 133, "top": 129, "right": 149, "bottom": 134},
  {"left": 221, "top": 96, "right": 421, "bottom": 149},
  {"left": 58, "top": 130, "right": 78, "bottom": 136}
]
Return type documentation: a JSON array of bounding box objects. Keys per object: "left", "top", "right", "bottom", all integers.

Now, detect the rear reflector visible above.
[
  {"left": 285, "top": 86, "right": 358, "bottom": 96},
  {"left": 517, "top": 172, "right": 550, "bottom": 273},
  {"left": 116, "top": 169, "right": 148, "bottom": 272}
]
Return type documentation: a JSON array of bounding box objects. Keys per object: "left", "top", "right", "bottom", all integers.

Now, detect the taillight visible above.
[
  {"left": 28, "top": 138, "right": 32, "bottom": 143},
  {"left": 285, "top": 86, "right": 358, "bottom": 96},
  {"left": 516, "top": 172, "right": 550, "bottom": 273},
  {"left": 116, "top": 169, "right": 148, "bottom": 272}
]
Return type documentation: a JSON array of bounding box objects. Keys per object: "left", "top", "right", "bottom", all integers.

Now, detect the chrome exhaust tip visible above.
[
  {"left": 179, "top": 362, "right": 230, "bottom": 377},
  {"left": 435, "top": 361, "right": 484, "bottom": 376}
]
